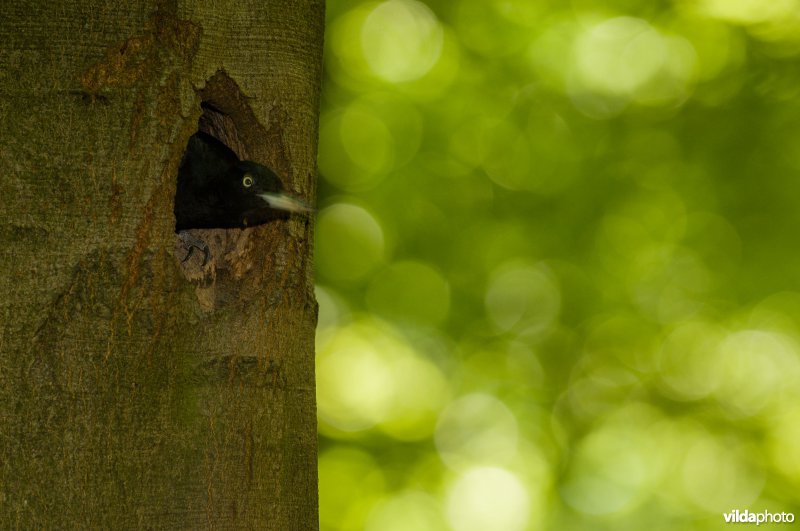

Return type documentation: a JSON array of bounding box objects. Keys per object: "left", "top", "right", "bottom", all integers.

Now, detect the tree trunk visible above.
[{"left": 0, "top": 1, "right": 323, "bottom": 528}]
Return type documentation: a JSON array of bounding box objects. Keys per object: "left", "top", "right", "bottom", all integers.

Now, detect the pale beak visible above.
[{"left": 258, "top": 192, "right": 314, "bottom": 214}]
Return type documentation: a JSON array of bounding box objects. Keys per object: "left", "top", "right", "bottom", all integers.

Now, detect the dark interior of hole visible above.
[{"left": 196, "top": 102, "right": 247, "bottom": 159}]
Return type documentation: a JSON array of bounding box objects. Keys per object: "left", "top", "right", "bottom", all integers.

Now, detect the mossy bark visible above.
[{"left": 0, "top": 0, "right": 323, "bottom": 528}]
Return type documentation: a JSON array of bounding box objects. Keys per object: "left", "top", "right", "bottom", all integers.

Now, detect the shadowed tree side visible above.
[{"left": 0, "top": 0, "right": 323, "bottom": 528}]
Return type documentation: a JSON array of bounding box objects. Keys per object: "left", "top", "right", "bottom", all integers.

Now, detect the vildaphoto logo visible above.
[{"left": 723, "top": 509, "right": 795, "bottom": 525}]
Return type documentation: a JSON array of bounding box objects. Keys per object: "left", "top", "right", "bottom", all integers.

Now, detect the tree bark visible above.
[{"left": 0, "top": 1, "right": 323, "bottom": 528}]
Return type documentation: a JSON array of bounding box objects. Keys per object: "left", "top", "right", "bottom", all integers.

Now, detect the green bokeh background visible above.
[{"left": 314, "top": 1, "right": 800, "bottom": 529}]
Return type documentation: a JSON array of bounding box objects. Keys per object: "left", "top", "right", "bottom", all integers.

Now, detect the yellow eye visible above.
[{"left": 242, "top": 174, "right": 254, "bottom": 188}]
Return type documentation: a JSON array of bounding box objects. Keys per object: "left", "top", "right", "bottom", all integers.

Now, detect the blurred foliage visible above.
[{"left": 314, "top": 0, "right": 800, "bottom": 529}]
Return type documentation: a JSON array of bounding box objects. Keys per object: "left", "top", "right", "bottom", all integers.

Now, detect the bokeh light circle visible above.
[
  {"left": 317, "top": 320, "right": 450, "bottom": 439},
  {"left": 435, "top": 393, "right": 519, "bottom": 469},
  {"left": 361, "top": 0, "right": 444, "bottom": 82},
  {"left": 315, "top": 203, "right": 385, "bottom": 283},
  {"left": 485, "top": 262, "right": 561, "bottom": 334},
  {"left": 366, "top": 261, "right": 451, "bottom": 325},
  {"left": 446, "top": 467, "right": 530, "bottom": 531}
]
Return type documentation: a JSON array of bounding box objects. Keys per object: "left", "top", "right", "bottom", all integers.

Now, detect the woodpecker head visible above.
[
  {"left": 232, "top": 160, "right": 312, "bottom": 227},
  {"left": 174, "top": 132, "right": 312, "bottom": 232}
]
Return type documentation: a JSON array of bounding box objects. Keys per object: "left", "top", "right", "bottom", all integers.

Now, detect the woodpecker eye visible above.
[{"left": 242, "top": 174, "right": 254, "bottom": 188}]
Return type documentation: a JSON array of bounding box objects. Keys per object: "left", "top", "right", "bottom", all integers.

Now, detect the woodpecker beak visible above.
[{"left": 258, "top": 192, "right": 314, "bottom": 214}]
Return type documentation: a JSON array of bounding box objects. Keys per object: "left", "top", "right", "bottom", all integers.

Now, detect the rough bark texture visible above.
[{"left": 0, "top": 0, "right": 323, "bottom": 528}]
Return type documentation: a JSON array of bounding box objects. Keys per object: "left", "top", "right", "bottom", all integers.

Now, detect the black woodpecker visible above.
[{"left": 174, "top": 132, "right": 311, "bottom": 263}]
